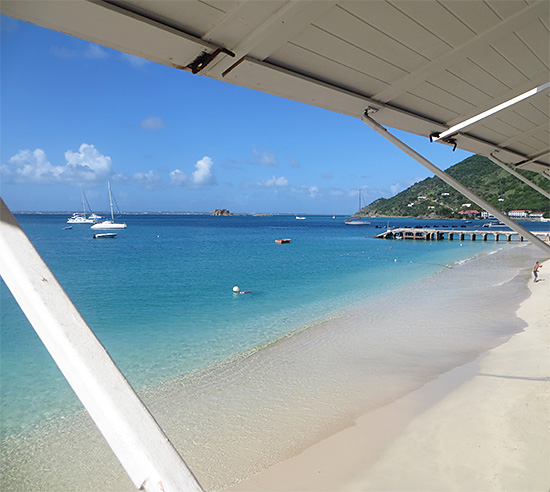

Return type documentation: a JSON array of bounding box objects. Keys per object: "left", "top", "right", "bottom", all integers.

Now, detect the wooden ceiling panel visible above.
[
  {"left": 115, "top": 0, "right": 228, "bottom": 38},
  {"left": 289, "top": 25, "right": 408, "bottom": 86},
  {"left": 515, "top": 17, "right": 550, "bottom": 67},
  {"left": 313, "top": 5, "right": 427, "bottom": 74},
  {"left": 427, "top": 70, "right": 491, "bottom": 109},
  {"left": 1, "top": 0, "right": 547, "bottom": 172},
  {"left": 390, "top": 91, "right": 460, "bottom": 124},
  {"left": 269, "top": 42, "right": 390, "bottom": 97},
  {"left": 337, "top": 2, "right": 448, "bottom": 63},
  {"left": 487, "top": 0, "right": 532, "bottom": 20},
  {"left": 491, "top": 29, "right": 549, "bottom": 81},
  {"left": 443, "top": 1, "right": 505, "bottom": 35},
  {"left": 389, "top": 1, "right": 475, "bottom": 47},
  {"left": 465, "top": 47, "right": 530, "bottom": 94}
]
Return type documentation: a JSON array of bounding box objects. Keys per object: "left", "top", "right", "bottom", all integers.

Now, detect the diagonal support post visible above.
[
  {"left": 0, "top": 198, "right": 204, "bottom": 492},
  {"left": 361, "top": 113, "right": 550, "bottom": 257},
  {"left": 488, "top": 153, "right": 550, "bottom": 200}
]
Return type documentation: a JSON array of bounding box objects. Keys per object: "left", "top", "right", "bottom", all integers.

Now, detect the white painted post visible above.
[
  {"left": 0, "top": 198, "right": 204, "bottom": 492},
  {"left": 361, "top": 113, "right": 550, "bottom": 257}
]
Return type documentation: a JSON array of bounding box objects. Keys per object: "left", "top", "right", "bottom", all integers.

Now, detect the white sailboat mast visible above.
[
  {"left": 108, "top": 181, "right": 115, "bottom": 221},
  {"left": 81, "top": 185, "right": 87, "bottom": 217}
]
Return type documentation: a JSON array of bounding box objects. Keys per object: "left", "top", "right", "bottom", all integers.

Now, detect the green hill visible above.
[{"left": 360, "top": 155, "right": 550, "bottom": 219}]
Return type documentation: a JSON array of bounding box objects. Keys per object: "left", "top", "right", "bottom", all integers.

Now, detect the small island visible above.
[{"left": 211, "top": 209, "right": 234, "bottom": 216}]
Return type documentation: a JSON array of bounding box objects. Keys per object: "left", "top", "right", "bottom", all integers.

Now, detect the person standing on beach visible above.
[{"left": 533, "top": 261, "right": 542, "bottom": 283}]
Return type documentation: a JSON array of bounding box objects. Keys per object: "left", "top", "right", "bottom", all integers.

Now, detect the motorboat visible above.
[
  {"left": 67, "top": 186, "right": 101, "bottom": 224},
  {"left": 482, "top": 221, "right": 506, "bottom": 228},
  {"left": 67, "top": 213, "right": 94, "bottom": 224}
]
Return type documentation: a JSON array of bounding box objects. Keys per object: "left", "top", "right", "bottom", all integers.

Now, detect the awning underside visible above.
[{"left": 2, "top": 0, "right": 549, "bottom": 175}]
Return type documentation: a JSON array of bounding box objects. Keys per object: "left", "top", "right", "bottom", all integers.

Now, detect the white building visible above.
[{"left": 508, "top": 210, "right": 531, "bottom": 218}]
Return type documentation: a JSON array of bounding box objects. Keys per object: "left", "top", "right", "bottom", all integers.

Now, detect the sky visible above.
[{"left": 0, "top": 15, "right": 473, "bottom": 215}]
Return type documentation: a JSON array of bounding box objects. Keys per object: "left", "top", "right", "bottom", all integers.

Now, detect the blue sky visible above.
[{"left": 1, "top": 15, "right": 472, "bottom": 215}]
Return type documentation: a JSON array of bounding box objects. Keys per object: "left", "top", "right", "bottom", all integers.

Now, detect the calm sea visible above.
[{"left": 1, "top": 213, "right": 546, "bottom": 490}]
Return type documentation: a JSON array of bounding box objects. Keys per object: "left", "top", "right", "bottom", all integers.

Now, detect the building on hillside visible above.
[
  {"left": 459, "top": 210, "right": 480, "bottom": 218},
  {"left": 529, "top": 212, "right": 545, "bottom": 219},
  {"left": 508, "top": 210, "right": 531, "bottom": 218}
]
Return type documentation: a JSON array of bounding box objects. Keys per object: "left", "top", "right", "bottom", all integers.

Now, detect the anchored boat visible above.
[{"left": 90, "top": 182, "right": 127, "bottom": 230}]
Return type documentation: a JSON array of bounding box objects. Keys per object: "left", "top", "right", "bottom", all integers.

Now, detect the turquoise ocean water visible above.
[{"left": 1, "top": 213, "right": 547, "bottom": 490}]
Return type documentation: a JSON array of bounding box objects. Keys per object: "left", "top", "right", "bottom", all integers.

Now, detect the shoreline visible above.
[
  {"left": 1, "top": 245, "right": 545, "bottom": 492},
  {"left": 229, "top": 257, "right": 549, "bottom": 492}
]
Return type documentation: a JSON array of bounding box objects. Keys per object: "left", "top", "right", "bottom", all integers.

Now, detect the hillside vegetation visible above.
[{"left": 360, "top": 155, "right": 550, "bottom": 219}]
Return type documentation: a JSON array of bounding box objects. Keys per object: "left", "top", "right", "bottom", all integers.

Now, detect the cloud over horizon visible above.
[
  {"left": 6, "top": 144, "right": 113, "bottom": 184},
  {"left": 256, "top": 176, "right": 289, "bottom": 188},
  {"left": 170, "top": 156, "right": 217, "bottom": 188}
]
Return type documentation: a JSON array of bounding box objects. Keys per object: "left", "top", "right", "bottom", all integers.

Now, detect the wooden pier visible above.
[{"left": 374, "top": 228, "right": 550, "bottom": 243}]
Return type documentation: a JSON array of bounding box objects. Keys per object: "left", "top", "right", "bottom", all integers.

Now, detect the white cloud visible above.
[
  {"left": 64, "top": 144, "right": 113, "bottom": 182},
  {"left": 85, "top": 44, "right": 109, "bottom": 59},
  {"left": 256, "top": 176, "right": 289, "bottom": 188},
  {"left": 389, "top": 177, "right": 423, "bottom": 196},
  {"left": 192, "top": 156, "right": 216, "bottom": 186},
  {"left": 170, "top": 169, "right": 188, "bottom": 186},
  {"left": 51, "top": 43, "right": 108, "bottom": 60},
  {"left": 170, "top": 156, "right": 216, "bottom": 188},
  {"left": 288, "top": 157, "right": 300, "bottom": 168},
  {"left": 121, "top": 52, "right": 149, "bottom": 68},
  {"left": 141, "top": 116, "right": 165, "bottom": 130},
  {"left": 51, "top": 46, "right": 77, "bottom": 59},
  {"left": 9, "top": 149, "right": 65, "bottom": 183},
  {"left": 253, "top": 148, "right": 278, "bottom": 167},
  {"left": 133, "top": 170, "right": 161, "bottom": 188},
  {"left": 6, "top": 144, "right": 113, "bottom": 184},
  {"left": 290, "top": 184, "right": 319, "bottom": 198},
  {"left": 0, "top": 164, "right": 14, "bottom": 178},
  {"left": 307, "top": 185, "right": 318, "bottom": 198}
]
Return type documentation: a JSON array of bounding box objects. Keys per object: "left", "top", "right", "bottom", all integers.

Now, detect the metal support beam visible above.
[
  {"left": 488, "top": 153, "right": 550, "bottom": 200},
  {"left": 361, "top": 112, "right": 550, "bottom": 257},
  {"left": 0, "top": 198, "right": 204, "bottom": 492}
]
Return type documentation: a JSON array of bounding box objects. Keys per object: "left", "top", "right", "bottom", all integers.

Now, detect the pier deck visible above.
[{"left": 374, "top": 228, "right": 550, "bottom": 243}]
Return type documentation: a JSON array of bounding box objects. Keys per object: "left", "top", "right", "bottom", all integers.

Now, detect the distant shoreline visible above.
[{"left": 12, "top": 211, "right": 548, "bottom": 223}]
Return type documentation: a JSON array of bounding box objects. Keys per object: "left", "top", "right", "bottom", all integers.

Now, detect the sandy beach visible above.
[
  {"left": 230, "top": 258, "right": 550, "bottom": 492},
  {"left": 2, "top": 245, "right": 547, "bottom": 492}
]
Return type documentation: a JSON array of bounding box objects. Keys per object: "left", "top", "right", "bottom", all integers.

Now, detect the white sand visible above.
[{"left": 229, "top": 259, "right": 550, "bottom": 492}]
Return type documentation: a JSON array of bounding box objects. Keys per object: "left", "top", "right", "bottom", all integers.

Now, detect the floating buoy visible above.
[{"left": 233, "top": 286, "right": 240, "bottom": 293}]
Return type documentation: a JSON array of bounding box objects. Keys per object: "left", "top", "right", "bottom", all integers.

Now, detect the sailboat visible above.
[
  {"left": 67, "top": 186, "right": 102, "bottom": 224},
  {"left": 90, "top": 182, "right": 127, "bottom": 230},
  {"left": 345, "top": 189, "right": 371, "bottom": 225}
]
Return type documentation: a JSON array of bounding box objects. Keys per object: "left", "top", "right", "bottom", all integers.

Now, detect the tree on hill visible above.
[{"left": 360, "top": 155, "right": 549, "bottom": 219}]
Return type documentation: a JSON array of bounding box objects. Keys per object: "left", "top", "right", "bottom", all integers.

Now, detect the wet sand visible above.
[
  {"left": 229, "top": 257, "right": 550, "bottom": 492},
  {"left": 1, "top": 247, "right": 545, "bottom": 492}
]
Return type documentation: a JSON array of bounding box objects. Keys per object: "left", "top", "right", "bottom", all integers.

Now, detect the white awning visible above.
[{"left": 2, "top": 0, "right": 548, "bottom": 175}]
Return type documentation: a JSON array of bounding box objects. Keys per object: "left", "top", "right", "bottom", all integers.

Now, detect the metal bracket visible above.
[
  {"left": 429, "top": 132, "right": 457, "bottom": 151},
  {"left": 186, "top": 48, "right": 235, "bottom": 74}
]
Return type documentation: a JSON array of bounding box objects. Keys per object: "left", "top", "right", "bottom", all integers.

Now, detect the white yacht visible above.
[
  {"left": 67, "top": 186, "right": 101, "bottom": 224},
  {"left": 90, "top": 182, "right": 127, "bottom": 230}
]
